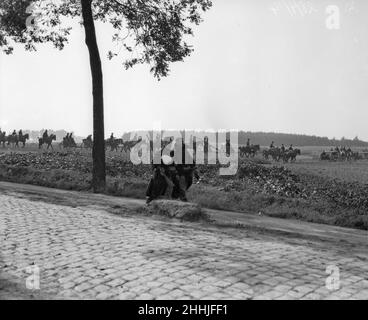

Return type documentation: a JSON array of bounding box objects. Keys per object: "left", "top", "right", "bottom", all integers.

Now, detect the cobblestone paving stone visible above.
[{"left": 1, "top": 194, "right": 368, "bottom": 300}]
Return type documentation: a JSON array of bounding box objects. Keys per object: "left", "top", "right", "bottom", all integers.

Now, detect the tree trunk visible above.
[{"left": 81, "top": 0, "right": 106, "bottom": 193}]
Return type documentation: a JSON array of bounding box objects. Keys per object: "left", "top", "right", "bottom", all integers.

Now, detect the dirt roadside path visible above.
[{"left": 0, "top": 181, "right": 367, "bottom": 255}]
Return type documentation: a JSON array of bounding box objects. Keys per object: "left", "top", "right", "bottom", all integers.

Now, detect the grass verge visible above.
[{"left": 0, "top": 163, "right": 367, "bottom": 230}]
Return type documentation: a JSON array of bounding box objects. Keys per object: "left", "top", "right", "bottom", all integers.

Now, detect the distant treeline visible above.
[
  {"left": 124, "top": 130, "right": 368, "bottom": 147},
  {"left": 238, "top": 131, "right": 368, "bottom": 147}
]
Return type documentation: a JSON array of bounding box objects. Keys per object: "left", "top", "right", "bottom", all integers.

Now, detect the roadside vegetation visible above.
[{"left": 0, "top": 148, "right": 367, "bottom": 230}]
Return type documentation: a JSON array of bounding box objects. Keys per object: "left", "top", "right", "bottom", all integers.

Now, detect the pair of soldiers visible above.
[
  {"left": 64, "top": 133, "right": 76, "bottom": 147},
  {"left": 146, "top": 144, "right": 200, "bottom": 204},
  {"left": 12, "top": 130, "right": 22, "bottom": 136},
  {"left": 66, "top": 132, "right": 74, "bottom": 140},
  {"left": 4, "top": 129, "right": 22, "bottom": 137}
]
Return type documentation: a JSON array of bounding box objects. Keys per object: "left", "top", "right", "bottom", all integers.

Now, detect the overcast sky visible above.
[{"left": 1, "top": 0, "right": 368, "bottom": 140}]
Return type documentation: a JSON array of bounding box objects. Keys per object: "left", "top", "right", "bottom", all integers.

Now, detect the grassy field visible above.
[
  {"left": 1, "top": 144, "right": 368, "bottom": 230},
  {"left": 280, "top": 161, "right": 368, "bottom": 184}
]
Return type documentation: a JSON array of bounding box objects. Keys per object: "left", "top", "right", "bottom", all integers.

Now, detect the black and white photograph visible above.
[{"left": 0, "top": 0, "right": 367, "bottom": 304}]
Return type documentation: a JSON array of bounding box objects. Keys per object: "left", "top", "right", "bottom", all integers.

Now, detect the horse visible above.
[
  {"left": 105, "top": 138, "right": 123, "bottom": 152},
  {"left": 330, "top": 151, "right": 340, "bottom": 161},
  {"left": 283, "top": 149, "right": 301, "bottom": 162},
  {"left": 264, "top": 147, "right": 282, "bottom": 161},
  {"left": 0, "top": 131, "right": 7, "bottom": 147},
  {"left": 121, "top": 138, "right": 142, "bottom": 153},
  {"left": 351, "top": 151, "right": 361, "bottom": 161},
  {"left": 251, "top": 144, "right": 260, "bottom": 156},
  {"left": 39, "top": 134, "right": 56, "bottom": 150},
  {"left": 61, "top": 136, "right": 77, "bottom": 149},
  {"left": 263, "top": 149, "right": 271, "bottom": 160},
  {"left": 82, "top": 136, "right": 93, "bottom": 149},
  {"left": 239, "top": 144, "right": 260, "bottom": 158},
  {"left": 320, "top": 151, "right": 330, "bottom": 161},
  {"left": 6, "top": 134, "right": 18, "bottom": 148},
  {"left": 16, "top": 133, "right": 29, "bottom": 148}
]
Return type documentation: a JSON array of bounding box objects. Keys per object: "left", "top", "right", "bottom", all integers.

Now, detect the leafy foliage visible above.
[
  {"left": 0, "top": 0, "right": 212, "bottom": 78},
  {"left": 0, "top": 0, "right": 72, "bottom": 52}
]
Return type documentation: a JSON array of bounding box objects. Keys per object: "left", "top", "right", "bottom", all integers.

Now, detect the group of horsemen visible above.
[
  {"left": 0, "top": 129, "right": 25, "bottom": 138},
  {"left": 0, "top": 129, "right": 77, "bottom": 149},
  {"left": 2, "top": 129, "right": 360, "bottom": 202},
  {"left": 320, "top": 146, "right": 358, "bottom": 161},
  {"left": 0, "top": 129, "right": 199, "bottom": 202},
  {"left": 0, "top": 129, "right": 29, "bottom": 147},
  {"left": 241, "top": 138, "right": 300, "bottom": 162},
  {"left": 42, "top": 130, "right": 77, "bottom": 148},
  {"left": 263, "top": 141, "right": 301, "bottom": 162}
]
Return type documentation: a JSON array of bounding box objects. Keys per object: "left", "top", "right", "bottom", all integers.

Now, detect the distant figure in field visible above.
[
  {"left": 82, "top": 135, "right": 93, "bottom": 149},
  {"left": 246, "top": 138, "right": 250, "bottom": 147},
  {"left": 62, "top": 132, "right": 76, "bottom": 149},
  {"left": 270, "top": 141, "right": 275, "bottom": 149},
  {"left": 110, "top": 133, "right": 114, "bottom": 142},
  {"left": 289, "top": 144, "right": 293, "bottom": 151},
  {"left": 281, "top": 144, "right": 285, "bottom": 153}
]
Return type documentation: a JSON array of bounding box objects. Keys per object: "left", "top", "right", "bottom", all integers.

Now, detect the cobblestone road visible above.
[{"left": 1, "top": 193, "right": 368, "bottom": 300}]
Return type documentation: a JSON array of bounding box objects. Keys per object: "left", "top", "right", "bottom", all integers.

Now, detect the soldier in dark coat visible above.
[
  {"left": 146, "top": 141, "right": 200, "bottom": 204},
  {"left": 172, "top": 141, "right": 200, "bottom": 201},
  {"left": 146, "top": 154, "right": 177, "bottom": 204}
]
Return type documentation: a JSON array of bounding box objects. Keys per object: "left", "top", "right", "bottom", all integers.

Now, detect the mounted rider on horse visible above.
[
  {"left": 82, "top": 135, "right": 93, "bottom": 149},
  {"left": 16, "top": 129, "right": 29, "bottom": 147},
  {"left": 39, "top": 130, "right": 56, "bottom": 149},
  {"left": 62, "top": 132, "right": 77, "bottom": 148},
  {"left": 239, "top": 138, "right": 260, "bottom": 158}
]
